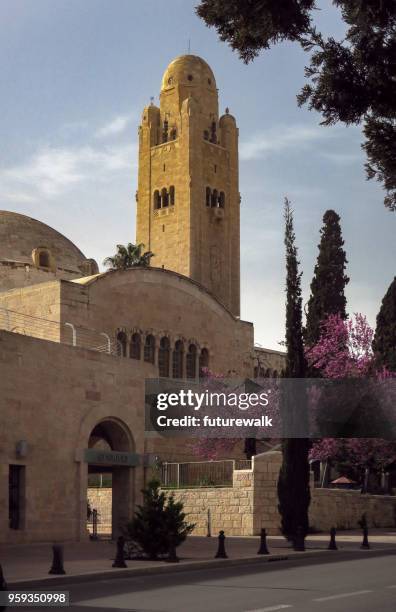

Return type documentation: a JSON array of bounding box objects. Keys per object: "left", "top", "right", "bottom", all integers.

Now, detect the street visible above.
[{"left": 36, "top": 550, "right": 396, "bottom": 612}]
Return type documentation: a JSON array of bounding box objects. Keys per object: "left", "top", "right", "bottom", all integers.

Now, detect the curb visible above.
[{"left": 8, "top": 547, "right": 396, "bottom": 589}]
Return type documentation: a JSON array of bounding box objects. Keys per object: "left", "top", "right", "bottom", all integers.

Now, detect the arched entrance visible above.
[{"left": 85, "top": 418, "right": 137, "bottom": 539}]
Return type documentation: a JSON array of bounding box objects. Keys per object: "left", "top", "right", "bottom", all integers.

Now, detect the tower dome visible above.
[{"left": 161, "top": 55, "right": 216, "bottom": 92}]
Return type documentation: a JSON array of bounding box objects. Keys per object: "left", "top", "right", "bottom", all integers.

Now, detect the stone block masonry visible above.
[
  {"left": 166, "top": 452, "right": 396, "bottom": 536},
  {"left": 166, "top": 452, "right": 281, "bottom": 536},
  {"left": 310, "top": 487, "right": 396, "bottom": 531}
]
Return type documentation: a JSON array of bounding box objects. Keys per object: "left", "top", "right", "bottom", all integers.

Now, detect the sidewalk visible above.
[{"left": 1, "top": 530, "right": 396, "bottom": 587}]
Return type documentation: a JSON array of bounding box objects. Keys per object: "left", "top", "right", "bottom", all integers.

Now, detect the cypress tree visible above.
[
  {"left": 305, "top": 210, "right": 349, "bottom": 347},
  {"left": 277, "top": 199, "right": 310, "bottom": 549},
  {"left": 283, "top": 199, "right": 306, "bottom": 379},
  {"left": 373, "top": 277, "right": 396, "bottom": 371}
]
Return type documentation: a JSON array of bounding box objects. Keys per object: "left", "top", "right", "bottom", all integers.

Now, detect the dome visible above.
[
  {"left": 161, "top": 55, "right": 216, "bottom": 92},
  {"left": 0, "top": 210, "right": 87, "bottom": 272}
]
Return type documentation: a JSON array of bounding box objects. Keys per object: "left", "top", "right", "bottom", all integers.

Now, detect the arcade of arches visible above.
[{"left": 116, "top": 330, "right": 209, "bottom": 378}]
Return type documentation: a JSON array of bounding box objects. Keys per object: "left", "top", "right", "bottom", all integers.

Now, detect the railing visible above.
[
  {"left": 234, "top": 459, "right": 253, "bottom": 471},
  {"left": 160, "top": 459, "right": 252, "bottom": 489},
  {"left": 0, "top": 307, "right": 119, "bottom": 356}
]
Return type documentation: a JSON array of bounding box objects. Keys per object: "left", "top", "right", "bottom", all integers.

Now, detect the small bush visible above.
[{"left": 124, "top": 479, "right": 195, "bottom": 560}]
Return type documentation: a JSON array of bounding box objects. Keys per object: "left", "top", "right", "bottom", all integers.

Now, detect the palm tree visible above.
[{"left": 103, "top": 243, "right": 154, "bottom": 270}]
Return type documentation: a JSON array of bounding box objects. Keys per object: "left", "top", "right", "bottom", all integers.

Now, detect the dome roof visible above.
[
  {"left": 161, "top": 55, "right": 216, "bottom": 91},
  {"left": 0, "top": 210, "right": 86, "bottom": 272}
]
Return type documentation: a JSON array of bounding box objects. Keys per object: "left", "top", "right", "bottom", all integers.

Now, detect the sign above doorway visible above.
[{"left": 84, "top": 449, "right": 140, "bottom": 467}]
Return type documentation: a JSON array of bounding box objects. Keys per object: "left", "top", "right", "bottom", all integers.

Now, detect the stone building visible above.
[
  {"left": 0, "top": 210, "right": 98, "bottom": 293},
  {"left": 137, "top": 55, "right": 240, "bottom": 316},
  {"left": 0, "top": 55, "right": 285, "bottom": 544}
]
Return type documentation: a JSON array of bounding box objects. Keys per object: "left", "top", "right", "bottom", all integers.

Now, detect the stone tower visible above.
[{"left": 136, "top": 54, "right": 240, "bottom": 316}]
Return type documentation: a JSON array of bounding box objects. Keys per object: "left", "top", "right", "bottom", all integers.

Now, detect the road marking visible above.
[
  {"left": 386, "top": 585, "right": 396, "bottom": 589},
  {"left": 313, "top": 590, "right": 372, "bottom": 602},
  {"left": 244, "top": 606, "right": 292, "bottom": 612}
]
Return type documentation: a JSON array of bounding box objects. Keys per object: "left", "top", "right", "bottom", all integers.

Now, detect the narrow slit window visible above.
[
  {"left": 186, "top": 344, "right": 197, "bottom": 379},
  {"left": 158, "top": 337, "right": 170, "bottom": 377},
  {"left": 144, "top": 335, "right": 155, "bottom": 364},
  {"left": 130, "top": 333, "right": 141, "bottom": 360}
]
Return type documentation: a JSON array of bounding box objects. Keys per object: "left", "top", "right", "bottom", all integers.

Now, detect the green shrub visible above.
[{"left": 125, "top": 479, "right": 195, "bottom": 560}]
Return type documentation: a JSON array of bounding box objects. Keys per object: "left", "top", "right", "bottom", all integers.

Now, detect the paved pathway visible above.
[
  {"left": 5, "top": 550, "right": 396, "bottom": 612},
  {"left": 1, "top": 530, "right": 395, "bottom": 585}
]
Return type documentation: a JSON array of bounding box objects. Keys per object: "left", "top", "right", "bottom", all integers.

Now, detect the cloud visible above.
[
  {"left": 239, "top": 124, "right": 333, "bottom": 161},
  {"left": 0, "top": 142, "right": 137, "bottom": 203},
  {"left": 95, "top": 114, "right": 134, "bottom": 138},
  {"left": 320, "top": 151, "right": 363, "bottom": 164},
  {"left": 58, "top": 120, "right": 90, "bottom": 138},
  {"left": 1, "top": 191, "right": 37, "bottom": 204}
]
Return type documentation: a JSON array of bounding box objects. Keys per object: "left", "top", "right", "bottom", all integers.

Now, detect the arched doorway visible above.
[{"left": 85, "top": 418, "right": 136, "bottom": 539}]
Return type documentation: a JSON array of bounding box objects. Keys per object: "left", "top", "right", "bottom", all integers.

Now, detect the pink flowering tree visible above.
[
  {"left": 307, "top": 313, "right": 374, "bottom": 378},
  {"left": 307, "top": 313, "right": 396, "bottom": 491},
  {"left": 189, "top": 369, "right": 237, "bottom": 459},
  {"left": 189, "top": 369, "right": 280, "bottom": 460}
]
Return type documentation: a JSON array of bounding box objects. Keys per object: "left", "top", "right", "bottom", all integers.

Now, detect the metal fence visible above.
[
  {"left": 160, "top": 459, "right": 252, "bottom": 488},
  {"left": 0, "top": 307, "right": 119, "bottom": 356}
]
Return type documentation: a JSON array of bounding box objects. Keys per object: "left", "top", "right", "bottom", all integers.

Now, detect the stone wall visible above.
[
  {"left": 0, "top": 262, "right": 79, "bottom": 293},
  {"left": 167, "top": 469, "right": 254, "bottom": 536},
  {"left": 252, "top": 451, "right": 282, "bottom": 534},
  {"left": 166, "top": 452, "right": 282, "bottom": 536},
  {"left": 0, "top": 268, "right": 254, "bottom": 379},
  {"left": 310, "top": 488, "right": 396, "bottom": 531},
  {"left": 87, "top": 488, "right": 112, "bottom": 535},
  {"left": 166, "top": 452, "right": 396, "bottom": 536},
  {"left": 0, "top": 329, "right": 152, "bottom": 544}
]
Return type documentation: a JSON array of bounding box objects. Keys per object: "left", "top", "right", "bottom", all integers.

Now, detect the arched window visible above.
[
  {"left": 161, "top": 187, "right": 169, "bottom": 208},
  {"left": 186, "top": 344, "right": 197, "bottom": 379},
  {"left": 199, "top": 348, "right": 209, "bottom": 377},
  {"left": 172, "top": 340, "right": 184, "bottom": 379},
  {"left": 162, "top": 119, "right": 168, "bottom": 143},
  {"left": 130, "top": 333, "right": 141, "bottom": 360},
  {"left": 219, "top": 192, "right": 225, "bottom": 208},
  {"left": 203, "top": 130, "right": 209, "bottom": 140},
  {"left": 154, "top": 190, "right": 161, "bottom": 210},
  {"left": 170, "top": 186, "right": 175, "bottom": 206},
  {"left": 273, "top": 370, "right": 278, "bottom": 379},
  {"left": 210, "top": 121, "right": 217, "bottom": 144},
  {"left": 265, "top": 368, "right": 271, "bottom": 378},
  {"left": 211, "top": 189, "right": 218, "bottom": 208},
  {"left": 206, "top": 187, "right": 211, "bottom": 207},
  {"left": 117, "top": 331, "right": 127, "bottom": 357},
  {"left": 144, "top": 334, "right": 155, "bottom": 364},
  {"left": 39, "top": 250, "right": 50, "bottom": 268},
  {"left": 158, "top": 337, "right": 170, "bottom": 377},
  {"left": 170, "top": 127, "right": 177, "bottom": 140}
]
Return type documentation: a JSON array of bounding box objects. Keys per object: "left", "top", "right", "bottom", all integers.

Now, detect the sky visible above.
[{"left": 0, "top": 0, "right": 395, "bottom": 350}]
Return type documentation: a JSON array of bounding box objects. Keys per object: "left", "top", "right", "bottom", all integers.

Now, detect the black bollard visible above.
[
  {"left": 166, "top": 538, "right": 179, "bottom": 563},
  {"left": 293, "top": 526, "right": 305, "bottom": 552},
  {"left": 112, "top": 536, "right": 127, "bottom": 568},
  {"left": 49, "top": 544, "right": 66, "bottom": 575},
  {"left": 215, "top": 530, "right": 228, "bottom": 559},
  {"left": 207, "top": 508, "right": 211, "bottom": 537},
  {"left": 361, "top": 525, "right": 370, "bottom": 550},
  {"left": 257, "top": 528, "right": 269, "bottom": 555},
  {"left": 90, "top": 509, "right": 98, "bottom": 541},
  {"left": 0, "top": 564, "right": 8, "bottom": 612},
  {"left": 328, "top": 527, "right": 337, "bottom": 550}
]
